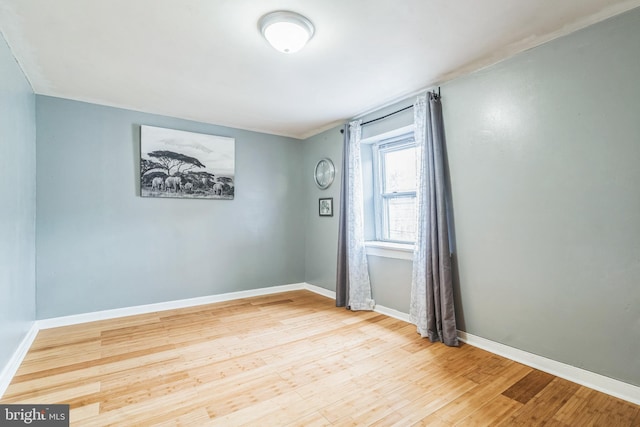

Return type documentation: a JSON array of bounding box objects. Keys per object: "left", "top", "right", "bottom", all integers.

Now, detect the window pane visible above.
[
  {"left": 386, "top": 196, "right": 416, "bottom": 242},
  {"left": 383, "top": 147, "right": 416, "bottom": 193}
]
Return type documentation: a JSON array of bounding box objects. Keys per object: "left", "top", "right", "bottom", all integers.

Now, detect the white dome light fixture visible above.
[{"left": 259, "top": 11, "right": 315, "bottom": 54}]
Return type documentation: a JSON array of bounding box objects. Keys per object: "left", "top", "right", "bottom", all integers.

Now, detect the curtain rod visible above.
[
  {"left": 362, "top": 105, "right": 413, "bottom": 127},
  {"left": 339, "top": 105, "right": 411, "bottom": 134},
  {"left": 341, "top": 87, "right": 440, "bottom": 134}
]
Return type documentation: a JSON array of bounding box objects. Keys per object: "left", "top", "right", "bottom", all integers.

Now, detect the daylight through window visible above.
[{"left": 373, "top": 134, "right": 417, "bottom": 243}]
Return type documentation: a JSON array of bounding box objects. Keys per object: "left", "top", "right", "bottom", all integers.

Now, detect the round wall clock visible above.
[{"left": 314, "top": 158, "right": 335, "bottom": 189}]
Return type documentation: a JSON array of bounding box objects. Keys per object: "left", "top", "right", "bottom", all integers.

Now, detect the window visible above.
[{"left": 373, "top": 133, "right": 417, "bottom": 243}]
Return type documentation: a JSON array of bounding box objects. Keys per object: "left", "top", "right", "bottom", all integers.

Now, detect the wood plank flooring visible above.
[{"left": 2, "top": 290, "right": 638, "bottom": 426}]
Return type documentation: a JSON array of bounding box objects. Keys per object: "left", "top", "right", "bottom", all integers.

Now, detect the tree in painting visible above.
[
  {"left": 147, "top": 151, "right": 206, "bottom": 176},
  {"left": 140, "top": 158, "right": 164, "bottom": 176}
]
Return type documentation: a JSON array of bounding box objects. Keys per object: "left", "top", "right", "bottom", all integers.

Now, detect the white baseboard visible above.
[
  {"left": 303, "top": 283, "right": 336, "bottom": 300},
  {"left": 457, "top": 331, "right": 640, "bottom": 406},
  {"left": 37, "top": 283, "right": 307, "bottom": 329},
  {"left": 301, "top": 283, "right": 412, "bottom": 323},
  {"left": 373, "top": 305, "right": 412, "bottom": 323},
  {"left": 0, "top": 322, "right": 39, "bottom": 399},
  {"left": 4, "top": 283, "right": 637, "bottom": 406}
]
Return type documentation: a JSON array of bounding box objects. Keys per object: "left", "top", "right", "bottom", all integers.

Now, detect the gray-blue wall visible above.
[
  {"left": 303, "top": 127, "right": 343, "bottom": 290},
  {"left": 0, "top": 32, "right": 36, "bottom": 370},
  {"left": 303, "top": 8, "right": 640, "bottom": 386},
  {"left": 36, "top": 96, "right": 305, "bottom": 318},
  {"left": 443, "top": 7, "right": 640, "bottom": 387}
]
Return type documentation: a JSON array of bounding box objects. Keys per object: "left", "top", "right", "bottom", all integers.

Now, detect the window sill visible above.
[{"left": 364, "top": 241, "right": 414, "bottom": 261}]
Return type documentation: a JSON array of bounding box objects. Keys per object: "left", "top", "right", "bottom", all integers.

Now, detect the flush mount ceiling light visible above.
[{"left": 259, "top": 11, "right": 315, "bottom": 54}]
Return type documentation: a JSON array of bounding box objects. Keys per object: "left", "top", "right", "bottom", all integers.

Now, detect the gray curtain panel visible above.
[
  {"left": 410, "top": 92, "right": 458, "bottom": 347},
  {"left": 336, "top": 124, "right": 350, "bottom": 307}
]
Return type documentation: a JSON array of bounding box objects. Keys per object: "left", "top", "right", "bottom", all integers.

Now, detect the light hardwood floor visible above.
[{"left": 2, "top": 290, "right": 638, "bottom": 426}]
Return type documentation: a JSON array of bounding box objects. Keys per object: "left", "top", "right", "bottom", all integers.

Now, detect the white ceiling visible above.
[{"left": 1, "top": 1, "right": 639, "bottom": 139}]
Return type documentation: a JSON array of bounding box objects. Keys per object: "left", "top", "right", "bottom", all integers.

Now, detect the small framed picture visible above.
[{"left": 319, "top": 198, "right": 333, "bottom": 217}]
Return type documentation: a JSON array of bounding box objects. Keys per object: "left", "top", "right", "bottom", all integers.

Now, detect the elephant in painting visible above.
[
  {"left": 165, "top": 176, "right": 182, "bottom": 192},
  {"left": 151, "top": 177, "right": 164, "bottom": 191}
]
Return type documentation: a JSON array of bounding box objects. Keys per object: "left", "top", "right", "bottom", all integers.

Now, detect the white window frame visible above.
[
  {"left": 364, "top": 240, "right": 414, "bottom": 260},
  {"left": 361, "top": 125, "right": 416, "bottom": 259},
  {"left": 372, "top": 134, "right": 417, "bottom": 244}
]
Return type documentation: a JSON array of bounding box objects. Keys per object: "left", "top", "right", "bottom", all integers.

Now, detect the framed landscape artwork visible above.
[{"left": 140, "top": 125, "right": 235, "bottom": 199}]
